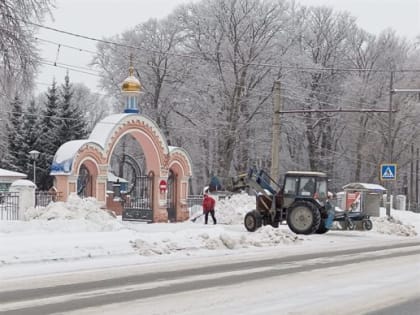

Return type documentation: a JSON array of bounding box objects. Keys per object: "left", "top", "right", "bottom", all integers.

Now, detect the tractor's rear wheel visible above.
[
  {"left": 287, "top": 201, "right": 321, "bottom": 235},
  {"left": 244, "top": 210, "right": 262, "bottom": 232}
]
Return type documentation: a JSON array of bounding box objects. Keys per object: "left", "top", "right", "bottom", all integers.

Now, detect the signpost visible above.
[
  {"left": 381, "top": 163, "right": 397, "bottom": 217},
  {"left": 380, "top": 164, "right": 397, "bottom": 181}
]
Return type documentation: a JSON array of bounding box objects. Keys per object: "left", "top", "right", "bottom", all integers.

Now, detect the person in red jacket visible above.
[{"left": 202, "top": 193, "right": 217, "bottom": 224}]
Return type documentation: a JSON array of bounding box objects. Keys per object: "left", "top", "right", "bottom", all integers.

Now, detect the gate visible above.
[
  {"left": 77, "top": 164, "right": 92, "bottom": 198},
  {"left": 167, "top": 170, "right": 177, "bottom": 222},
  {"left": 35, "top": 191, "right": 62, "bottom": 207},
  {"left": 0, "top": 192, "right": 19, "bottom": 220},
  {"left": 122, "top": 172, "right": 154, "bottom": 222}
]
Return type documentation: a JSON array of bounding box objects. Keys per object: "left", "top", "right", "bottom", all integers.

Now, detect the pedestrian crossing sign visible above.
[{"left": 380, "top": 164, "right": 397, "bottom": 181}]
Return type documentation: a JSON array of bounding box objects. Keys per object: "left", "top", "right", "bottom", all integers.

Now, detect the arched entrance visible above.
[
  {"left": 77, "top": 164, "right": 91, "bottom": 197},
  {"left": 111, "top": 150, "right": 154, "bottom": 222},
  {"left": 167, "top": 169, "right": 177, "bottom": 222},
  {"left": 51, "top": 114, "right": 193, "bottom": 222},
  {"left": 50, "top": 63, "right": 193, "bottom": 222}
]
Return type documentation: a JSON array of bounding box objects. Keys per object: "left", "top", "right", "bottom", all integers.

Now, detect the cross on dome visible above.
[{"left": 121, "top": 54, "right": 142, "bottom": 113}]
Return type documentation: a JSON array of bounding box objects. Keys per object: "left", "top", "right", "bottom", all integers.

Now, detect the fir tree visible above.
[
  {"left": 21, "top": 100, "right": 41, "bottom": 178},
  {"left": 5, "top": 95, "right": 25, "bottom": 172},
  {"left": 34, "top": 80, "right": 62, "bottom": 190},
  {"left": 58, "top": 73, "right": 88, "bottom": 141}
]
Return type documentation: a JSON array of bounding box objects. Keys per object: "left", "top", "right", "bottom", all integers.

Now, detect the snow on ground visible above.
[{"left": 0, "top": 192, "right": 419, "bottom": 279}]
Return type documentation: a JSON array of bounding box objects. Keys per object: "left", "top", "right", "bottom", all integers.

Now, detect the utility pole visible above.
[
  {"left": 410, "top": 144, "right": 414, "bottom": 210},
  {"left": 270, "top": 80, "right": 281, "bottom": 181},
  {"left": 385, "top": 81, "right": 420, "bottom": 214},
  {"left": 385, "top": 71, "right": 394, "bottom": 217},
  {"left": 417, "top": 148, "right": 419, "bottom": 208}
]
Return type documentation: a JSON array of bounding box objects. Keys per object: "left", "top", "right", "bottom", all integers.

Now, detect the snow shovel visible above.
[{"left": 191, "top": 213, "right": 204, "bottom": 222}]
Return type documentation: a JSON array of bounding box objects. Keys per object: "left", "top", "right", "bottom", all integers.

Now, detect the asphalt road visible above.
[
  {"left": 366, "top": 297, "right": 420, "bottom": 315},
  {"left": 1, "top": 241, "right": 419, "bottom": 315}
]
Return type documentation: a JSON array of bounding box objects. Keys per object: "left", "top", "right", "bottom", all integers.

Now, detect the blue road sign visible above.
[{"left": 380, "top": 164, "right": 397, "bottom": 181}]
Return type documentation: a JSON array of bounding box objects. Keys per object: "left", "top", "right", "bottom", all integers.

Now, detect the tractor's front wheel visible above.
[
  {"left": 244, "top": 210, "right": 262, "bottom": 232},
  {"left": 287, "top": 201, "right": 321, "bottom": 235}
]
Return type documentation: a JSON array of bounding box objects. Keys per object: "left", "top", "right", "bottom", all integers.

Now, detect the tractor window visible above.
[
  {"left": 299, "top": 177, "right": 315, "bottom": 196},
  {"left": 316, "top": 179, "right": 328, "bottom": 199},
  {"left": 284, "top": 177, "right": 297, "bottom": 195}
]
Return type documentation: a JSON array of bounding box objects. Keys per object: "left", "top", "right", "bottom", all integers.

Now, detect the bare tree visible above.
[
  {"left": 0, "top": 0, "right": 54, "bottom": 164},
  {"left": 175, "top": 0, "right": 293, "bottom": 182},
  {"left": 296, "top": 7, "right": 357, "bottom": 175},
  {"left": 72, "top": 83, "right": 112, "bottom": 133},
  {"left": 0, "top": 0, "right": 53, "bottom": 95},
  {"left": 93, "top": 17, "right": 192, "bottom": 133}
]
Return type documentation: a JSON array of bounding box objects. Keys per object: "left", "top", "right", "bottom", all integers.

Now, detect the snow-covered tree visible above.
[
  {"left": 72, "top": 83, "right": 111, "bottom": 133},
  {"left": 21, "top": 100, "right": 41, "bottom": 178},
  {"left": 91, "top": 0, "right": 420, "bottom": 194},
  {"left": 174, "top": 0, "right": 294, "bottom": 183},
  {"left": 58, "top": 73, "right": 88, "bottom": 141},
  {"left": 0, "top": 0, "right": 54, "bottom": 156},
  {"left": 2, "top": 95, "right": 25, "bottom": 172},
  {"left": 0, "top": 0, "right": 53, "bottom": 94},
  {"left": 34, "top": 80, "right": 61, "bottom": 190}
]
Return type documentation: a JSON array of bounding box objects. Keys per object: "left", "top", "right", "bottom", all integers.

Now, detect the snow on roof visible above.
[
  {"left": 343, "top": 182, "right": 387, "bottom": 192},
  {"left": 51, "top": 140, "right": 97, "bottom": 175},
  {"left": 89, "top": 114, "right": 131, "bottom": 148},
  {"left": 285, "top": 171, "right": 327, "bottom": 177},
  {"left": 0, "top": 168, "right": 27, "bottom": 178},
  {"left": 54, "top": 140, "right": 92, "bottom": 163}
]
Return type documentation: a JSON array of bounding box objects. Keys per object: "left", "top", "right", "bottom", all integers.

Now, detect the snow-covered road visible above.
[
  {"left": 95, "top": 254, "right": 419, "bottom": 315},
  {"left": 1, "top": 242, "right": 419, "bottom": 315},
  {"left": 0, "top": 194, "right": 419, "bottom": 314}
]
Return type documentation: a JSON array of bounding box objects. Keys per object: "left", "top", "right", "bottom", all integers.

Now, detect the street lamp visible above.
[{"left": 29, "top": 150, "right": 40, "bottom": 186}]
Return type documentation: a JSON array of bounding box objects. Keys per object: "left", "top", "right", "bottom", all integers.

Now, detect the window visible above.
[
  {"left": 0, "top": 183, "right": 10, "bottom": 192},
  {"left": 299, "top": 177, "right": 315, "bottom": 196},
  {"left": 316, "top": 179, "right": 328, "bottom": 199},
  {"left": 284, "top": 177, "right": 297, "bottom": 195}
]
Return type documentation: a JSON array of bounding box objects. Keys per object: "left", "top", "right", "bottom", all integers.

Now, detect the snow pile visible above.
[
  {"left": 131, "top": 225, "right": 302, "bottom": 256},
  {"left": 372, "top": 216, "right": 417, "bottom": 237},
  {"left": 244, "top": 226, "right": 303, "bottom": 247},
  {"left": 216, "top": 192, "right": 255, "bottom": 224},
  {"left": 190, "top": 192, "right": 256, "bottom": 225},
  {"left": 24, "top": 194, "right": 123, "bottom": 232}
]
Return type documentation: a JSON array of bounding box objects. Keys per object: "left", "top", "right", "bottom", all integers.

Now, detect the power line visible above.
[
  {"left": 19, "top": 16, "right": 420, "bottom": 74},
  {"left": 35, "top": 37, "right": 97, "bottom": 54}
]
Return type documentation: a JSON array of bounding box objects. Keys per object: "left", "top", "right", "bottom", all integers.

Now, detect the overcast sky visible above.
[{"left": 35, "top": 0, "right": 420, "bottom": 94}]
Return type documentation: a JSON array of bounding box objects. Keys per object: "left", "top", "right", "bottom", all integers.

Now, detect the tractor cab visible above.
[{"left": 282, "top": 171, "right": 328, "bottom": 208}]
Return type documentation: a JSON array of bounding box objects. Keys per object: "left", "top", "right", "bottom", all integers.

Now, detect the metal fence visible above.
[
  {"left": 0, "top": 192, "right": 19, "bottom": 220},
  {"left": 187, "top": 195, "right": 203, "bottom": 218},
  {"left": 35, "top": 191, "right": 62, "bottom": 207}
]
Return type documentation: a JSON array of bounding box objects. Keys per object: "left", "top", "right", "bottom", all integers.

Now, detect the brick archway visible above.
[{"left": 51, "top": 113, "right": 193, "bottom": 222}]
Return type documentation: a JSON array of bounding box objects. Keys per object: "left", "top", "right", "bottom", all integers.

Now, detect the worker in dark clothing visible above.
[
  {"left": 302, "top": 178, "right": 315, "bottom": 193},
  {"left": 202, "top": 193, "right": 217, "bottom": 224},
  {"left": 300, "top": 178, "right": 315, "bottom": 196}
]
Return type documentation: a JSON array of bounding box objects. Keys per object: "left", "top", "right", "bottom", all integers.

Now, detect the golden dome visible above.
[{"left": 121, "top": 66, "right": 141, "bottom": 92}]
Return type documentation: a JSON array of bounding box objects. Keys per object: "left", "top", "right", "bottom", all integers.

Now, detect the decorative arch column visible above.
[{"left": 168, "top": 147, "right": 193, "bottom": 222}]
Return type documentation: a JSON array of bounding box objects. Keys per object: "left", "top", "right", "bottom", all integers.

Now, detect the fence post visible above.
[{"left": 9, "top": 180, "right": 36, "bottom": 220}]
